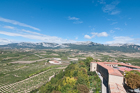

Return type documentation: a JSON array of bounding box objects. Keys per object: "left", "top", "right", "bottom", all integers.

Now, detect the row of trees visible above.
[{"left": 31, "top": 57, "right": 101, "bottom": 93}]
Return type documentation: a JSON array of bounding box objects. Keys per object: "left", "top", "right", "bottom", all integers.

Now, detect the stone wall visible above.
[
  {"left": 97, "top": 64, "right": 109, "bottom": 81},
  {"left": 90, "top": 62, "right": 97, "bottom": 71},
  {"left": 109, "top": 75, "right": 124, "bottom": 85}
]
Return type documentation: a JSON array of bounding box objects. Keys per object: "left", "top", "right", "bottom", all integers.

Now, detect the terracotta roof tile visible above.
[
  {"left": 90, "top": 62, "right": 140, "bottom": 75},
  {"left": 118, "top": 67, "right": 132, "bottom": 72},
  {"left": 109, "top": 83, "right": 126, "bottom": 93},
  {"left": 118, "top": 63, "right": 140, "bottom": 69},
  {"left": 103, "top": 62, "right": 140, "bottom": 69},
  {"left": 97, "top": 62, "right": 123, "bottom": 76}
]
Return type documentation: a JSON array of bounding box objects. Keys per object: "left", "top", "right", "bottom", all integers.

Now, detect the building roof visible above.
[
  {"left": 95, "top": 62, "right": 140, "bottom": 69},
  {"left": 52, "top": 60, "right": 59, "bottom": 63},
  {"left": 91, "top": 61, "right": 140, "bottom": 76},
  {"left": 97, "top": 62, "right": 123, "bottom": 77},
  {"left": 118, "top": 63, "right": 140, "bottom": 69},
  {"left": 103, "top": 62, "right": 140, "bottom": 69},
  {"left": 109, "top": 83, "right": 126, "bottom": 93},
  {"left": 49, "top": 60, "right": 61, "bottom": 64},
  {"left": 90, "top": 62, "right": 97, "bottom": 63},
  {"left": 118, "top": 67, "right": 133, "bottom": 72},
  {"left": 103, "top": 62, "right": 119, "bottom": 65}
]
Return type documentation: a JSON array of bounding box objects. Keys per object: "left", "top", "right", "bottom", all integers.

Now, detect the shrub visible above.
[
  {"left": 52, "top": 90, "right": 61, "bottom": 93},
  {"left": 77, "top": 84, "right": 89, "bottom": 93},
  {"left": 87, "top": 71, "right": 96, "bottom": 76}
]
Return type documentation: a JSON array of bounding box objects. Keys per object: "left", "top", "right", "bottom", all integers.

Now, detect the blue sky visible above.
[{"left": 0, "top": 0, "right": 140, "bottom": 45}]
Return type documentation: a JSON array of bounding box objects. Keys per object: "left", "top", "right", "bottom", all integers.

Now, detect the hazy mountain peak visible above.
[{"left": 72, "top": 41, "right": 92, "bottom": 45}]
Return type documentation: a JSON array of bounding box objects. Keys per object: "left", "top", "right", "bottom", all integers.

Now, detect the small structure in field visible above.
[{"left": 49, "top": 60, "right": 61, "bottom": 64}]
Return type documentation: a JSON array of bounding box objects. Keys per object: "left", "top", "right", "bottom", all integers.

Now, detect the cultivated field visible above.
[
  {"left": 0, "top": 49, "right": 69, "bottom": 92},
  {"left": 0, "top": 68, "right": 61, "bottom": 93},
  {"left": 0, "top": 49, "right": 140, "bottom": 92}
]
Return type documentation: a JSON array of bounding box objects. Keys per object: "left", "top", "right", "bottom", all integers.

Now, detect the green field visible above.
[
  {"left": 0, "top": 49, "right": 140, "bottom": 92},
  {"left": 0, "top": 49, "right": 69, "bottom": 92}
]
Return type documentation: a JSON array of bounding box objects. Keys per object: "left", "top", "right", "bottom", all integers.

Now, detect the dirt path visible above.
[
  {"left": 10, "top": 58, "right": 52, "bottom": 63},
  {"left": 49, "top": 73, "right": 55, "bottom": 81}
]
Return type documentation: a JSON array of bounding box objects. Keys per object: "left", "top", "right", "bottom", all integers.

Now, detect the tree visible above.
[
  {"left": 85, "top": 57, "right": 93, "bottom": 67},
  {"left": 88, "top": 71, "right": 96, "bottom": 76},
  {"left": 79, "top": 67, "right": 87, "bottom": 74},
  {"left": 125, "top": 72, "right": 140, "bottom": 89},
  {"left": 62, "top": 77, "right": 77, "bottom": 86},
  {"left": 52, "top": 90, "right": 61, "bottom": 93},
  {"left": 77, "top": 84, "right": 89, "bottom": 93},
  {"left": 47, "top": 59, "right": 50, "bottom": 63}
]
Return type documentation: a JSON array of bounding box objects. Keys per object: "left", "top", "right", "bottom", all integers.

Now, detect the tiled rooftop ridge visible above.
[
  {"left": 97, "top": 62, "right": 123, "bottom": 76},
  {"left": 91, "top": 62, "right": 140, "bottom": 77}
]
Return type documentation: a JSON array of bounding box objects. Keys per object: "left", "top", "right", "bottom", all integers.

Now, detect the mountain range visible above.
[{"left": 0, "top": 41, "right": 140, "bottom": 52}]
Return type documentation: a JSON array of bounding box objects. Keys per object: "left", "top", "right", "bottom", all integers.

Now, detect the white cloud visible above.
[
  {"left": 75, "top": 37, "right": 78, "bottom": 40},
  {"left": 21, "top": 29, "right": 41, "bottom": 35},
  {"left": 3, "top": 26, "right": 77, "bottom": 44},
  {"left": 85, "top": 32, "right": 108, "bottom": 39},
  {"left": 68, "top": 16, "right": 83, "bottom": 24},
  {"left": 110, "top": 30, "right": 115, "bottom": 33},
  {"left": 0, "top": 17, "right": 40, "bottom": 31},
  {"left": 0, "top": 38, "right": 13, "bottom": 45},
  {"left": 111, "top": 22, "right": 118, "bottom": 25},
  {"left": 91, "top": 32, "right": 98, "bottom": 38},
  {"left": 91, "top": 28, "right": 95, "bottom": 31},
  {"left": 73, "top": 21, "right": 83, "bottom": 24},
  {"left": 91, "top": 32, "right": 108, "bottom": 37},
  {"left": 97, "top": 0, "right": 106, "bottom": 4},
  {"left": 84, "top": 35, "right": 92, "bottom": 39},
  {"left": 114, "top": 27, "right": 121, "bottom": 30},
  {"left": 103, "top": 4, "right": 115, "bottom": 12},
  {"left": 3, "top": 26, "right": 15, "bottom": 29},
  {"left": 110, "top": 10, "right": 120, "bottom": 15},
  {"left": 106, "top": 36, "right": 134, "bottom": 44},
  {"left": 102, "top": 1, "right": 120, "bottom": 15},
  {"left": 0, "top": 31, "right": 76, "bottom": 43},
  {"left": 97, "top": 32, "right": 108, "bottom": 37},
  {"left": 68, "top": 16, "right": 79, "bottom": 20},
  {"left": 104, "top": 17, "right": 116, "bottom": 21},
  {"left": 3, "top": 26, "right": 41, "bottom": 35}
]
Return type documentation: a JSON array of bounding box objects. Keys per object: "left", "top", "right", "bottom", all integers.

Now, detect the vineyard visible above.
[
  {"left": 0, "top": 49, "right": 70, "bottom": 93},
  {"left": 0, "top": 68, "right": 63, "bottom": 93}
]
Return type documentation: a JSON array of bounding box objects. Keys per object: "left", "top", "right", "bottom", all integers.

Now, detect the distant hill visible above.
[
  {"left": 64, "top": 42, "right": 140, "bottom": 52},
  {"left": 0, "top": 41, "right": 140, "bottom": 52}
]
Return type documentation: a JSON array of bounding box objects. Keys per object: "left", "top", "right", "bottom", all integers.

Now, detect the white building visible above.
[{"left": 49, "top": 60, "right": 61, "bottom": 64}]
